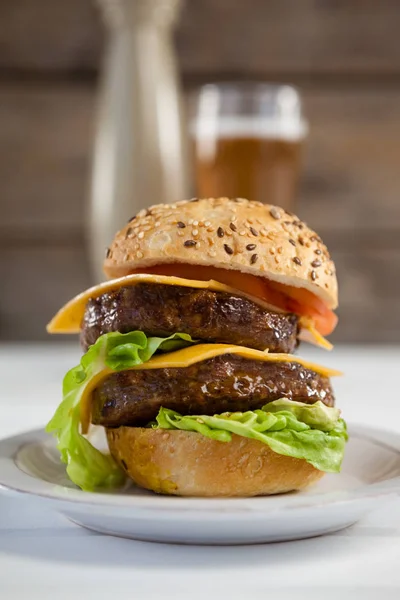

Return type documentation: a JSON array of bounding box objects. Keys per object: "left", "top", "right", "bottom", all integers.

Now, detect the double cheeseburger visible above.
[{"left": 47, "top": 197, "right": 347, "bottom": 496}]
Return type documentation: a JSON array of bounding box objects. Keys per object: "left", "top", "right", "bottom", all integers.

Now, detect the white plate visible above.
[{"left": 0, "top": 424, "right": 400, "bottom": 545}]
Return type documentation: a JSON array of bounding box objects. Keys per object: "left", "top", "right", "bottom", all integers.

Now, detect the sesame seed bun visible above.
[
  {"left": 104, "top": 198, "right": 338, "bottom": 309},
  {"left": 106, "top": 427, "right": 324, "bottom": 497}
]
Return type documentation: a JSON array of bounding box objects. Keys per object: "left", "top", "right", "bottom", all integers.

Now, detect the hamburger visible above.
[{"left": 46, "top": 197, "right": 347, "bottom": 496}]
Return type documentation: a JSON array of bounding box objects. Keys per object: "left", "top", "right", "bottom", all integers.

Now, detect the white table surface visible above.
[{"left": 1, "top": 342, "right": 400, "bottom": 600}]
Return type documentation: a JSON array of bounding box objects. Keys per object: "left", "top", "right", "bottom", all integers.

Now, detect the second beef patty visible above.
[
  {"left": 81, "top": 283, "right": 299, "bottom": 353},
  {"left": 91, "top": 354, "right": 334, "bottom": 427}
]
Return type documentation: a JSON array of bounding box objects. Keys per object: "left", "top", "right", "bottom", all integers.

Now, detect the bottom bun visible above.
[{"left": 106, "top": 427, "right": 324, "bottom": 497}]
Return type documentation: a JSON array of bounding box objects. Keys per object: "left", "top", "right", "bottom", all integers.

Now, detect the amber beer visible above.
[
  {"left": 191, "top": 84, "right": 307, "bottom": 209},
  {"left": 193, "top": 122, "right": 303, "bottom": 210}
]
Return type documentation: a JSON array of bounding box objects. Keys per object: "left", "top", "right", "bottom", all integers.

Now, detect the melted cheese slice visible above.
[
  {"left": 47, "top": 274, "right": 284, "bottom": 333},
  {"left": 298, "top": 317, "right": 333, "bottom": 351},
  {"left": 80, "top": 343, "right": 341, "bottom": 434},
  {"left": 47, "top": 274, "right": 332, "bottom": 350},
  {"left": 127, "top": 344, "right": 342, "bottom": 376}
]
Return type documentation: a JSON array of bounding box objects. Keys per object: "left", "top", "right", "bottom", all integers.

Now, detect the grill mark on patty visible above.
[
  {"left": 91, "top": 354, "right": 334, "bottom": 427},
  {"left": 81, "top": 283, "right": 299, "bottom": 353}
]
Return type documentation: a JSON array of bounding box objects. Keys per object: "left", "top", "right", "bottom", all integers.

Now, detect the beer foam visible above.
[{"left": 191, "top": 116, "right": 308, "bottom": 142}]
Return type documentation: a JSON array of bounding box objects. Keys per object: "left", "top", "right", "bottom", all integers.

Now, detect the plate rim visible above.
[{"left": 0, "top": 423, "right": 400, "bottom": 514}]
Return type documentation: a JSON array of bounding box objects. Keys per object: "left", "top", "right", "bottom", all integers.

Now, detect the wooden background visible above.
[{"left": 1, "top": 0, "right": 400, "bottom": 343}]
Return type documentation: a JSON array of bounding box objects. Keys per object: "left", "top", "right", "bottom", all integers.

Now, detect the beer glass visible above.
[{"left": 190, "top": 82, "right": 307, "bottom": 210}]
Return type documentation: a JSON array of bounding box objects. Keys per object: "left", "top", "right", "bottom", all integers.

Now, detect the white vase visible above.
[{"left": 88, "top": 0, "right": 188, "bottom": 282}]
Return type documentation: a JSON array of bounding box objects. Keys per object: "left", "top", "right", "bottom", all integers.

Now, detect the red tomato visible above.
[
  {"left": 266, "top": 281, "right": 338, "bottom": 336},
  {"left": 130, "top": 264, "right": 338, "bottom": 336}
]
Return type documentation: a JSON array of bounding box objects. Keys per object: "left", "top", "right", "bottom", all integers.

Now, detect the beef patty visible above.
[
  {"left": 91, "top": 354, "right": 334, "bottom": 427},
  {"left": 81, "top": 283, "right": 298, "bottom": 353}
]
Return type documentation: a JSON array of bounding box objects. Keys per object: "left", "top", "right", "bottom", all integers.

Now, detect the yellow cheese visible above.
[
  {"left": 128, "top": 344, "right": 342, "bottom": 376},
  {"left": 80, "top": 343, "right": 341, "bottom": 434},
  {"left": 46, "top": 273, "right": 332, "bottom": 350},
  {"left": 298, "top": 317, "right": 333, "bottom": 351},
  {"left": 47, "top": 274, "right": 283, "bottom": 334},
  {"left": 80, "top": 368, "right": 113, "bottom": 434}
]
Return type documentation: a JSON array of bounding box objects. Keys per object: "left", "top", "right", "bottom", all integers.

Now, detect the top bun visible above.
[{"left": 104, "top": 198, "right": 338, "bottom": 308}]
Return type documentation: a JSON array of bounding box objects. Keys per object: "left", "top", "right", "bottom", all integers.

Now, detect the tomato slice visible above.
[
  {"left": 131, "top": 264, "right": 287, "bottom": 307},
  {"left": 129, "top": 264, "right": 338, "bottom": 336},
  {"left": 267, "top": 282, "right": 338, "bottom": 336}
]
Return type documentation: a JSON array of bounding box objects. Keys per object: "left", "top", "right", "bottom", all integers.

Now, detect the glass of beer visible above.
[{"left": 190, "top": 82, "right": 307, "bottom": 209}]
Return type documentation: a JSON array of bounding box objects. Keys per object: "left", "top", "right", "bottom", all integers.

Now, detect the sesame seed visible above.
[
  {"left": 177, "top": 221, "right": 186, "bottom": 228},
  {"left": 246, "top": 244, "right": 256, "bottom": 251},
  {"left": 260, "top": 229, "right": 268, "bottom": 237},
  {"left": 239, "top": 230, "right": 246, "bottom": 236},
  {"left": 198, "top": 221, "right": 204, "bottom": 227},
  {"left": 204, "top": 221, "right": 211, "bottom": 227},
  {"left": 274, "top": 256, "right": 280, "bottom": 264},
  {"left": 298, "top": 236, "right": 305, "bottom": 246},
  {"left": 269, "top": 248, "right": 275, "bottom": 255},
  {"left": 246, "top": 218, "right": 254, "bottom": 225},
  {"left": 311, "top": 259, "right": 322, "bottom": 268},
  {"left": 277, "top": 247, "right": 283, "bottom": 254},
  {"left": 105, "top": 247, "right": 111, "bottom": 258},
  {"left": 311, "top": 270, "right": 317, "bottom": 281},
  {"left": 177, "top": 230, "right": 184, "bottom": 237},
  {"left": 193, "top": 220, "right": 199, "bottom": 226},
  {"left": 192, "top": 229, "right": 199, "bottom": 237},
  {"left": 188, "top": 219, "right": 193, "bottom": 225},
  {"left": 269, "top": 207, "right": 280, "bottom": 220},
  {"left": 189, "top": 197, "right": 199, "bottom": 202},
  {"left": 137, "top": 251, "right": 144, "bottom": 258},
  {"left": 217, "top": 227, "right": 225, "bottom": 238},
  {"left": 315, "top": 249, "right": 322, "bottom": 255},
  {"left": 138, "top": 231, "right": 144, "bottom": 239},
  {"left": 226, "top": 229, "right": 233, "bottom": 236},
  {"left": 230, "top": 222, "right": 237, "bottom": 232},
  {"left": 289, "top": 239, "right": 296, "bottom": 246},
  {"left": 128, "top": 215, "right": 136, "bottom": 222},
  {"left": 310, "top": 235, "right": 318, "bottom": 242},
  {"left": 207, "top": 226, "right": 215, "bottom": 233},
  {"left": 137, "top": 209, "right": 147, "bottom": 218},
  {"left": 250, "top": 254, "right": 258, "bottom": 264},
  {"left": 250, "top": 227, "right": 259, "bottom": 236},
  {"left": 184, "top": 240, "right": 196, "bottom": 247},
  {"left": 293, "top": 257, "right": 302, "bottom": 266},
  {"left": 126, "top": 227, "right": 133, "bottom": 236},
  {"left": 208, "top": 250, "right": 217, "bottom": 258},
  {"left": 224, "top": 244, "right": 233, "bottom": 255},
  {"left": 155, "top": 221, "right": 161, "bottom": 227}
]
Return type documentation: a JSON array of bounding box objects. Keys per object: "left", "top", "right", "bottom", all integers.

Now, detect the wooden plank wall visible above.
[{"left": 1, "top": 0, "right": 400, "bottom": 343}]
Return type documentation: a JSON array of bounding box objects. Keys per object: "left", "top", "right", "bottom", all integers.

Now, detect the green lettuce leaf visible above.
[
  {"left": 46, "top": 331, "right": 197, "bottom": 491},
  {"left": 154, "top": 400, "right": 348, "bottom": 473}
]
